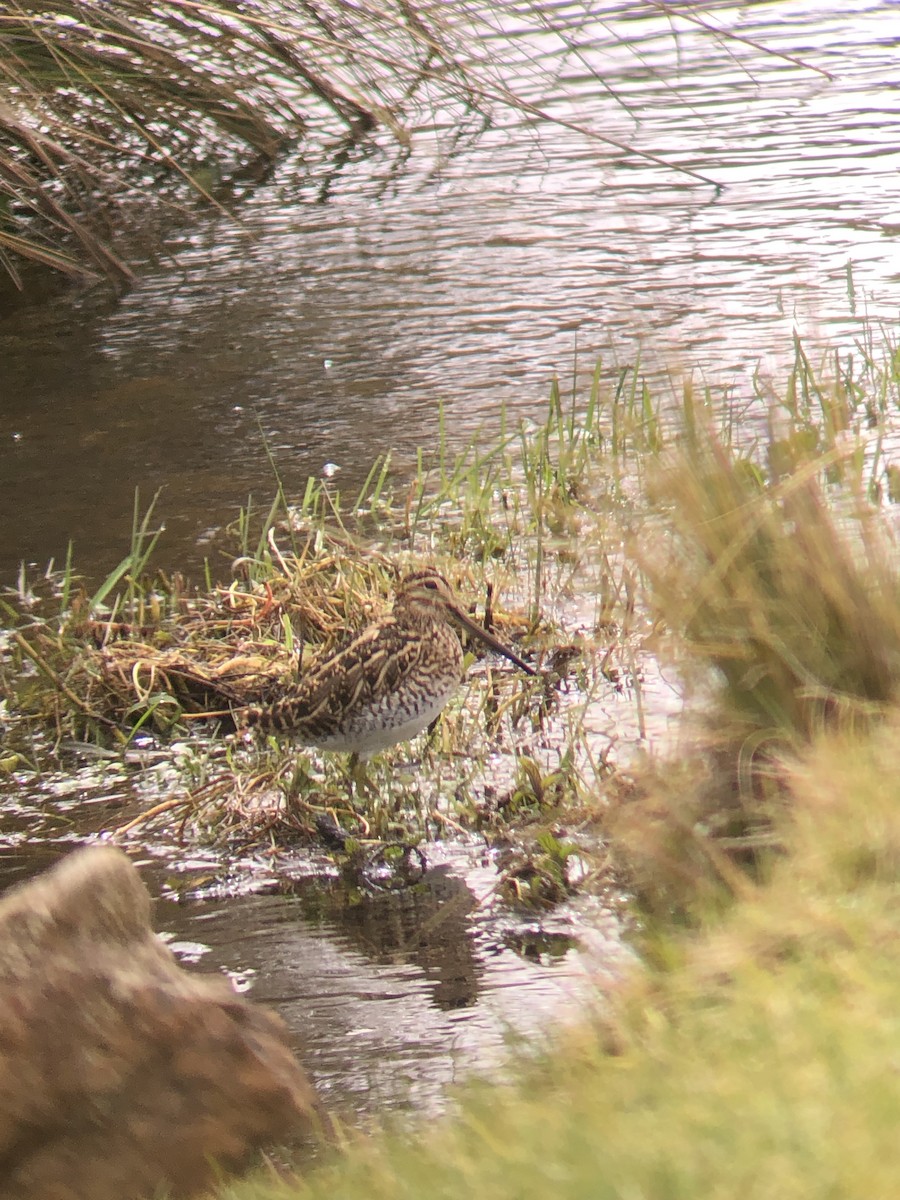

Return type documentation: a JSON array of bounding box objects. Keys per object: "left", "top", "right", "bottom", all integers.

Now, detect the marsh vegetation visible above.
[
  {"left": 5, "top": 312, "right": 900, "bottom": 884},
  {"left": 4, "top": 308, "right": 900, "bottom": 1192}
]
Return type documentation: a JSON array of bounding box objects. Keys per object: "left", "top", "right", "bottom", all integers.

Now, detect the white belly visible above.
[{"left": 314, "top": 680, "right": 459, "bottom": 757}]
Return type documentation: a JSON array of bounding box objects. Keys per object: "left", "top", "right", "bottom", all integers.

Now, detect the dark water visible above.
[
  {"left": 0, "top": 762, "right": 624, "bottom": 1122},
  {"left": 2, "top": 0, "right": 899, "bottom": 1127},
  {"left": 2, "top": 0, "right": 899, "bottom": 584}
]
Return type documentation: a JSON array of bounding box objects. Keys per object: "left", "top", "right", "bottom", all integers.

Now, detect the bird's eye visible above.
[{"left": 422, "top": 578, "right": 440, "bottom": 590}]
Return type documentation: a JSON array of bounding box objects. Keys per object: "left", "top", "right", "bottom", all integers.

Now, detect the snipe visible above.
[{"left": 238, "top": 569, "right": 535, "bottom": 778}]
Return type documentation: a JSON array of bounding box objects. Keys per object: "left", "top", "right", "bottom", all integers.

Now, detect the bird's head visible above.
[
  {"left": 394, "top": 568, "right": 457, "bottom": 615},
  {"left": 394, "top": 569, "right": 535, "bottom": 676}
]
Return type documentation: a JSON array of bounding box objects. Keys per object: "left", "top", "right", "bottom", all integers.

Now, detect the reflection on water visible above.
[
  {"left": 1, "top": 2, "right": 899, "bottom": 582},
  {"left": 163, "top": 860, "right": 604, "bottom": 1121},
  {"left": 0, "top": 771, "right": 624, "bottom": 1124}
]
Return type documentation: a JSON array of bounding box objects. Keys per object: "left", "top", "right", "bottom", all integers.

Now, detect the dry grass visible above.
[
  {"left": 610, "top": 397, "right": 900, "bottom": 919},
  {"left": 7, "top": 537, "right": 534, "bottom": 735}
]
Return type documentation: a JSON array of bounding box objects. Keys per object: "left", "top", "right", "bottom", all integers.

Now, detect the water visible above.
[
  {"left": 2, "top": 0, "right": 899, "bottom": 583},
  {"left": 0, "top": 765, "right": 625, "bottom": 1124},
  {"left": 1, "top": 0, "right": 898, "bottom": 1127}
]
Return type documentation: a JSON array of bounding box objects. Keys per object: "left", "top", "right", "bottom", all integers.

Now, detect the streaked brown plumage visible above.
[{"left": 239, "top": 568, "right": 535, "bottom": 759}]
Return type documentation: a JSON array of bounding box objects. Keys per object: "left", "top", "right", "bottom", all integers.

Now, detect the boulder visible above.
[{"left": 0, "top": 844, "right": 318, "bottom": 1199}]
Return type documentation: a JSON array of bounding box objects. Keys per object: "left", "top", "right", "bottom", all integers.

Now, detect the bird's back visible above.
[{"left": 240, "top": 609, "right": 464, "bottom": 756}]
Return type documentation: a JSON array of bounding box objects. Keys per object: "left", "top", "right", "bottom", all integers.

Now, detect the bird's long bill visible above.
[{"left": 449, "top": 604, "right": 536, "bottom": 676}]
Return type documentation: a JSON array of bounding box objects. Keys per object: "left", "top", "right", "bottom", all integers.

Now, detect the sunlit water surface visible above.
[{"left": 2, "top": 0, "right": 898, "bottom": 580}]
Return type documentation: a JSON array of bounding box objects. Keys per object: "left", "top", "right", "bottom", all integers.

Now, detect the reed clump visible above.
[
  {"left": 610, "top": 389, "right": 900, "bottom": 919},
  {"left": 0, "top": 0, "right": 488, "bottom": 285}
]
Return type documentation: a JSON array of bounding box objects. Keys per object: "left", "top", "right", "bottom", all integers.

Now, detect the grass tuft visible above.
[
  {"left": 1, "top": 389, "right": 627, "bottom": 870},
  {"left": 611, "top": 382, "right": 900, "bottom": 918}
]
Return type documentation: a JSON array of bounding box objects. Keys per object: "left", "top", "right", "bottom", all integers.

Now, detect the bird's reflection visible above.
[{"left": 280, "top": 862, "right": 482, "bottom": 1011}]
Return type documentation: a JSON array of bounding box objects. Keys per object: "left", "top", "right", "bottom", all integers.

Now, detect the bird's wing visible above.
[
  {"left": 301, "top": 619, "right": 428, "bottom": 714},
  {"left": 253, "top": 618, "right": 429, "bottom": 736}
]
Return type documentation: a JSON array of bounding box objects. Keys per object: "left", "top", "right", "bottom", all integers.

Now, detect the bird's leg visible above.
[{"left": 347, "top": 752, "right": 374, "bottom": 801}]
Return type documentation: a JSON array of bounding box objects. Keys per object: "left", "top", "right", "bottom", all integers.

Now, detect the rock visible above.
[{"left": 0, "top": 845, "right": 318, "bottom": 1200}]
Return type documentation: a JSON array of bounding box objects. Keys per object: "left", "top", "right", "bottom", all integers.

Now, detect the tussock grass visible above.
[
  {"left": 610, "top": 356, "right": 900, "bottom": 916},
  {"left": 1, "top": 389, "right": 631, "bottom": 874},
  {"left": 658, "top": 444, "right": 900, "bottom": 738},
  {"left": 220, "top": 717, "right": 900, "bottom": 1200}
]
